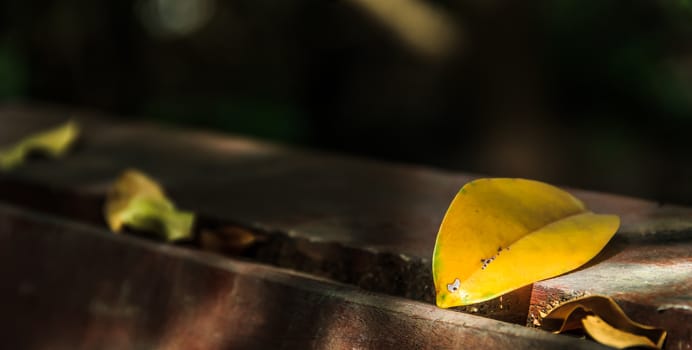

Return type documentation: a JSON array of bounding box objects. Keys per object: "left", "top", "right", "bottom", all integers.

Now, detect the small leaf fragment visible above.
[
  {"left": 541, "top": 295, "right": 667, "bottom": 349},
  {"left": 200, "top": 226, "right": 258, "bottom": 255},
  {"left": 582, "top": 315, "right": 658, "bottom": 349},
  {"left": 432, "top": 178, "right": 620, "bottom": 307},
  {"left": 105, "top": 169, "right": 195, "bottom": 242},
  {"left": 0, "top": 120, "right": 80, "bottom": 170}
]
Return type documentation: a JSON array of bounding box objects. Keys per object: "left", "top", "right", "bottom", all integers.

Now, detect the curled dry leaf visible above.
[
  {"left": 541, "top": 295, "right": 666, "bottom": 349},
  {"left": 432, "top": 178, "right": 620, "bottom": 308},
  {"left": 0, "top": 120, "right": 80, "bottom": 170},
  {"left": 105, "top": 169, "right": 195, "bottom": 242}
]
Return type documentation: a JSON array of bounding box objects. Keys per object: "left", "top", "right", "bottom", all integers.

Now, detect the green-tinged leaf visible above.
[
  {"left": 0, "top": 120, "right": 79, "bottom": 170},
  {"left": 105, "top": 169, "right": 195, "bottom": 242},
  {"left": 432, "top": 178, "right": 619, "bottom": 308}
]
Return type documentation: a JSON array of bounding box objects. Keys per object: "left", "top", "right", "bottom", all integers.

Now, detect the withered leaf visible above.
[
  {"left": 541, "top": 295, "right": 666, "bottom": 349},
  {"left": 105, "top": 169, "right": 195, "bottom": 242},
  {"left": 200, "top": 226, "right": 258, "bottom": 255},
  {"left": 0, "top": 120, "right": 79, "bottom": 170}
]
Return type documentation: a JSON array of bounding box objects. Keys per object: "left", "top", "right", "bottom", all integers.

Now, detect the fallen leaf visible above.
[
  {"left": 0, "top": 120, "right": 80, "bottom": 170},
  {"left": 541, "top": 295, "right": 666, "bottom": 349},
  {"left": 432, "top": 178, "right": 619, "bottom": 308},
  {"left": 583, "top": 315, "right": 658, "bottom": 349},
  {"left": 200, "top": 226, "right": 258, "bottom": 255},
  {"left": 105, "top": 169, "right": 195, "bottom": 242}
]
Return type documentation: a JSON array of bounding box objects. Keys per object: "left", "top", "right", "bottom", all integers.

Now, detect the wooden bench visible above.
[{"left": 1, "top": 103, "right": 690, "bottom": 349}]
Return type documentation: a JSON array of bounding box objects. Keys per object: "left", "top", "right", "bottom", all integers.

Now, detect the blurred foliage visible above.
[
  {"left": 543, "top": 0, "right": 692, "bottom": 121},
  {"left": 0, "top": 0, "right": 690, "bottom": 204},
  {"left": 142, "top": 97, "right": 307, "bottom": 143},
  {"left": 0, "top": 40, "right": 27, "bottom": 98}
]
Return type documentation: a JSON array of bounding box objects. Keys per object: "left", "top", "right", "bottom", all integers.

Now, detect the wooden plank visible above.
[
  {"left": 0, "top": 104, "right": 689, "bottom": 254},
  {"left": 0, "top": 203, "right": 608, "bottom": 350},
  {"left": 529, "top": 232, "right": 692, "bottom": 349},
  {"left": 0, "top": 104, "right": 470, "bottom": 257},
  {"left": 1, "top": 104, "right": 691, "bottom": 347}
]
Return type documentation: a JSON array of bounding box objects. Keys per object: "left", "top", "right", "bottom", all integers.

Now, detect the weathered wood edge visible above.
[
  {"left": 1, "top": 104, "right": 690, "bottom": 348},
  {"left": 0, "top": 202, "right": 609, "bottom": 349}
]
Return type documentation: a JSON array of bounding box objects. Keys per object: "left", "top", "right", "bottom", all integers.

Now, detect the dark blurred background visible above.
[{"left": 1, "top": 0, "right": 691, "bottom": 204}]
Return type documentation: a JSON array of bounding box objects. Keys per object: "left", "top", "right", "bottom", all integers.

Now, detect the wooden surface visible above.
[
  {"left": 1, "top": 103, "right": 691, "bottom": 348},
  {"left": 0, "top": 203, "right": 609, "bottom": 350}
]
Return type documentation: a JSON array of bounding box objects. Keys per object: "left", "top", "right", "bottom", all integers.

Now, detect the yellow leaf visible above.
[
  {"left": 432, "top": 178, "right": 619, "bottom": 308},
  {"left": 105, "top": 169, "right": 195, "bottom": 242},
  {"left": 542, "top": 295, "right": 666, "bottom": 349},
  {"left": 0, "top": 120, "right": 80, "bottom": 170}
]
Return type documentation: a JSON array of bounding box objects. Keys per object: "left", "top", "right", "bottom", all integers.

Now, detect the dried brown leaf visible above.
[{"left": 541, "top": 295, "right": 666, "bottom": 349}]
